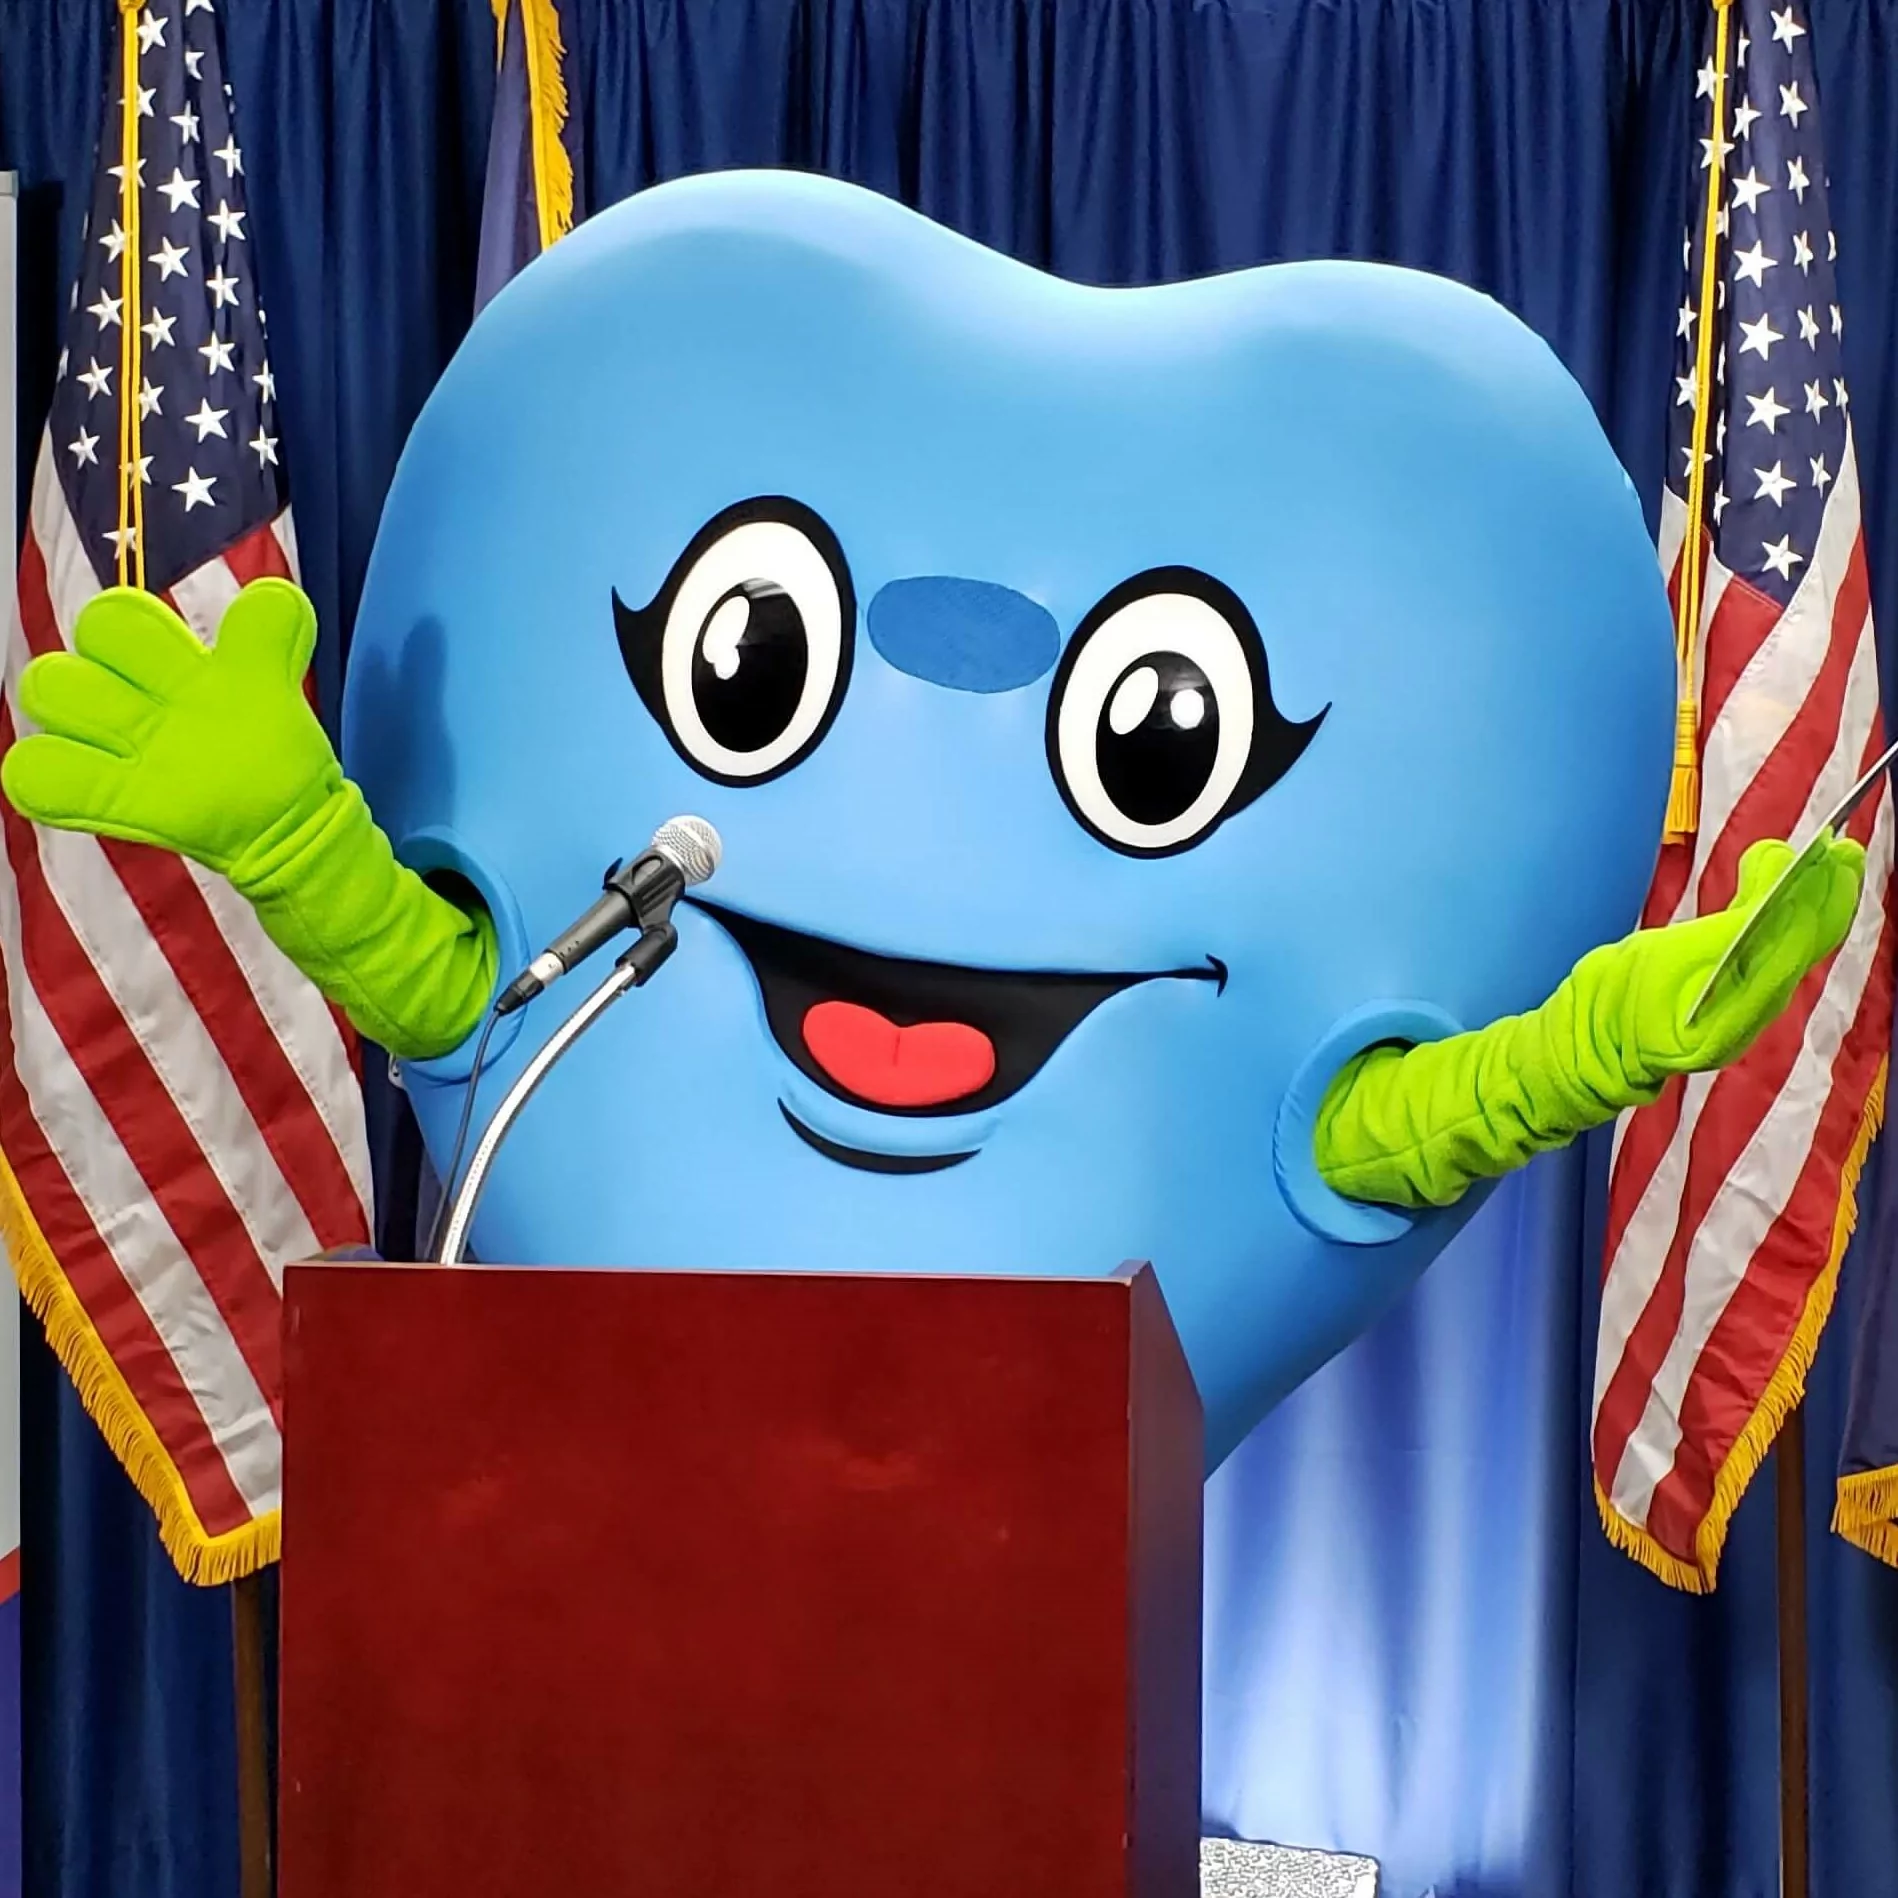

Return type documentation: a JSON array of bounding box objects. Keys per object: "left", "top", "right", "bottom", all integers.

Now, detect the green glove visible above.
[
  {"left": 1314, "top": 836, "right": 1867, "bottom": 1210},
  {"left": 2, "top": 581, "right": 495, "bottom": 1060}
]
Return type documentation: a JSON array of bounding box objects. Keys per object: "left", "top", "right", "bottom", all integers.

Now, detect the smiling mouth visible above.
[{"left": 690, "top": 899, "right": 1223, "bottom": 1165}]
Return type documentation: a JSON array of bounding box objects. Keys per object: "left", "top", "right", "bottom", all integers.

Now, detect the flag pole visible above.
[
  {"left": 233, "top": 1573, "right": 273, "bottom": 1898},
  {"left": 1776, "top": 1403, "right": 1809, "bottom": 1898}
]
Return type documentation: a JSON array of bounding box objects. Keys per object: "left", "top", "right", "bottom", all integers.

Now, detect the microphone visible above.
[{"left": 494, "top": 815, "right": 722, "bottom": 1016}]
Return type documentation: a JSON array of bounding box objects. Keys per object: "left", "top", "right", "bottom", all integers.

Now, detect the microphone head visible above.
[{"left": 651, "top": 815, "right": 722, "bottom": 886}]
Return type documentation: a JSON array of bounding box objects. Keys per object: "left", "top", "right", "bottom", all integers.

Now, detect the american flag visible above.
[
  {"left": 1593, "top": 0, "right": 1894, "bottom": 1592},
  {"left": 0, "top": 0, "right": 371, "bottom": 1583}
]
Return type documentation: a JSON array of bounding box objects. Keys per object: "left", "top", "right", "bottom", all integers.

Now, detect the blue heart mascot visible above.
[{"left": 4, "top": 173, "right": 1861, "bottom": 1467}]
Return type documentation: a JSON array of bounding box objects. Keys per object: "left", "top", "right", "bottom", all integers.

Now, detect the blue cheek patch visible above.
[
  {"left": 344, "top": 170, "right": 1676, "bottom": 1471},
  {"left": 868, "top": 577, "right": 1060, "bottom": 693}
]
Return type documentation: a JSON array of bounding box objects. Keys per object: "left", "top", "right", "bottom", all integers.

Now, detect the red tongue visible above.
[{"left": 802, "top": 1000, "right": 997, "bottom": 1108}]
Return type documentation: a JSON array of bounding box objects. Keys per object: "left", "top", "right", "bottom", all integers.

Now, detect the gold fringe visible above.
[
  {"left": 1594, "top": 1475, "right": 1713, "bottom": 1592},
  {"left": 1599, "top": 1058, "right": 1887, "bottom": 1591},
  {"left": 0, "top": 1143, "right": 279, "bottom": 1585},
  {"left": 1834, "top": 1467, "right": 1898, "bottom": 1566},
  {"left": 493, "top": 0, "right": 576, "bottom": 256}
]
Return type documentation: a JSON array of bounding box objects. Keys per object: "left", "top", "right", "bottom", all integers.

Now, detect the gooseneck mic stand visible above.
[
  {"left": 435, "top": 923, "right": 674, "bottom": 1266},
  {"left": 435, "top": 819, "right": 721, "bottom": 1265}
]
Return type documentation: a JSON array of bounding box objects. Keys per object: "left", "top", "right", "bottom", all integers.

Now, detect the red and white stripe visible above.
[
  {"left": 0, "top": 449, "right": 371, "bottom": 1544},
  {"left": 1594, "top": 435, "right": 1894, "bottom": 1586}
]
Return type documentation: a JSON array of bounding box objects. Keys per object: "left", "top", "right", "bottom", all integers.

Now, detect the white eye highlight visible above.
[
  {"left": 699, "top": 593, "right": 751, "bottom": 682},
  {"left": 1108, "top": 665, "right": 1160, "bottom": 735},
  {"left": 1170, "top": 686, "right": 1206, "bottom": 731}
]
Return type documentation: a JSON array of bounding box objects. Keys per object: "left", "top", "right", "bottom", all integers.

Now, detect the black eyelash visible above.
[
  {"left": 611, "top": 587, "right": 668, "bottom": 732},
  {"left": 1045, "top": 565, "right": 1328, "bottom": 858}
]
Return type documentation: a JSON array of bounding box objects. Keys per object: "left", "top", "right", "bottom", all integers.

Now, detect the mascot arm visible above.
[
  {"left": 1314, "top": 837, "right": 1866, "bottom": 1210},
  {"left": 2, "top": 581, "right": 494, "bottom": 1061}
]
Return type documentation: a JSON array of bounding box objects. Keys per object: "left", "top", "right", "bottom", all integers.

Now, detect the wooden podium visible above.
[{"left": 279, "top": 1262, "right": 1203, "bottom": 1898}]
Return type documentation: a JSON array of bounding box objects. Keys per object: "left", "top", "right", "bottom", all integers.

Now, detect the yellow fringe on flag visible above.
[
  {"left": 0, "top": 1145, "right": 279, "bottom": 1584},
  {"left": 495, "top": 0, "right": 577, "bottom": 256},
  {"left": 1598, "top": 1059, "right": 1887, "bottom": 1592},
  {"left": 1663, "top": 0, "right": 1735, "bottom": 845},
  {"left": 1834, "top": 1467, "right": 1898, "bottom": 1566}
]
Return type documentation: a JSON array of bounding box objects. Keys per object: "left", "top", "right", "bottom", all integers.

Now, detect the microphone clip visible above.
[
  {"left": 600, "top": 847, "right": 687, "bottom": 935},
  {"left": 603, "top": 851, "right": 682, "bottom": 986}
]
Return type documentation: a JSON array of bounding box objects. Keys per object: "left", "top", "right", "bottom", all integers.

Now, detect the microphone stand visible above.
[{"left": 436, "top": 922, "right": 676, "bottom": 1266}]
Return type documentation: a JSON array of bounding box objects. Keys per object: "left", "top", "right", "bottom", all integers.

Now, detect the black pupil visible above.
[
  {"left": 1096, "top": 651, "right": 1219, "bottom": 825},
  {"left": 691, "top": 581, "right": 809, "bottom": 753}
]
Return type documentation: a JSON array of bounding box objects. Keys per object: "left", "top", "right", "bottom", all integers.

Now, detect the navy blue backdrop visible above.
[{"left": 4, "top": 1, "right": 1898, "bottom": 1893}]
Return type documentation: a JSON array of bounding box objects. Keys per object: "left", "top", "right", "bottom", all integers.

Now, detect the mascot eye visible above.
[
  {"left": 616, "top": 500, "right": 855, "bottom": 784},
  {"left": 1046, "top": 570, "right": 1324, "bottom": 855}
]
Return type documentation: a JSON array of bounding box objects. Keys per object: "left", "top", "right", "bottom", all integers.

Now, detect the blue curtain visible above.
[{"left": 5, "top": 1, "right": 1898, "bottom": 1893}]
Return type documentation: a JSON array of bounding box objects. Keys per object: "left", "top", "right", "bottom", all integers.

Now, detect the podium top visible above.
[{"left": 298, "top": 1251, "right": 1163, "bottom": 1290}]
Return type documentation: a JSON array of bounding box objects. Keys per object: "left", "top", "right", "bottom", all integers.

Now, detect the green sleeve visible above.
[
  {"left": 230, "top": 783, "right": 498, "bottom": 1061},
  {"left": 1312, "top": 996, "right": 1657, "bottom": 1211},
  {"left": 1313, "top": 834, "right": 1866, "bottom": 1210}
]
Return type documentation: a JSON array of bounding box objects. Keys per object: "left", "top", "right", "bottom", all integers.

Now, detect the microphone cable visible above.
[{"left": 423, "top": 1002, "right": 503, "bottom": 1263}]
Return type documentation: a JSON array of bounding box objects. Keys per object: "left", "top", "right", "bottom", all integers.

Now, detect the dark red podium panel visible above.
[{"left": 280, "top": 1263, "right": 1202, "bottom": 1898}]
